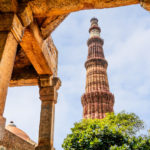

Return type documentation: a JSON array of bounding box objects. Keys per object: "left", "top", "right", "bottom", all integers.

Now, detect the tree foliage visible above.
[{"left": 62, "top": 112, "right": 149, "bottom": 150}]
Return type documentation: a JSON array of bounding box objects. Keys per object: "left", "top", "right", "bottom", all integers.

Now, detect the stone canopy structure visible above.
[
  {"left": 0, "top": 0, "right": 149, "bottom": 150},
  {"left": 81, "top": 18, "right": 114, "bottom": 119}
]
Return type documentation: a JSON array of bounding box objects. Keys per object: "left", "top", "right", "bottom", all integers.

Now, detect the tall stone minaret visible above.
[{"left": 81, "top": 18, "right": 115, "bottom": 119}]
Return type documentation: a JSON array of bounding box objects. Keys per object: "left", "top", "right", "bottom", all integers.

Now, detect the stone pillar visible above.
[
  {"left": 0, "top": 32, "right": 17, "bottom": 139},
  {"left": 36, "top": 75, "right": 61, "bottom": 150},
  {"left": 0, "top": 13, "right": 24, "bottom": 139},
  {"left": 0, "top": 32, "right": 18, "bottom": 116}
]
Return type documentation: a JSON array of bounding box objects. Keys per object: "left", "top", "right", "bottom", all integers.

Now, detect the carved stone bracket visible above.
[
  {"left": 39, "top": 75, "right": 61, "bottom": 103},
  {"left": 39, "top": 75, "right": 61, "bottom": 89}
]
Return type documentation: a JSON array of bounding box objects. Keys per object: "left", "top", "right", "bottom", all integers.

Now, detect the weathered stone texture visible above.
[
  {"left": 81, "top": 18, "right": 114, "bottom": 119},
  {"left": 36, "top": 76, "right": 61, "bottom": 150},
  {"left": 29, "top": 0, "right": 139, "bottom": 17}
]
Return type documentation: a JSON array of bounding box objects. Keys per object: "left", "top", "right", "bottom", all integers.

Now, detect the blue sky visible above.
[{"left": 4, "top": 4, "right": 150, "bottom": 150}]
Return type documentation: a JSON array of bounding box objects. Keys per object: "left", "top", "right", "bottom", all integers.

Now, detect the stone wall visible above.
[{"left": 0, "top": 129, "right": 36, "bottom": 150}]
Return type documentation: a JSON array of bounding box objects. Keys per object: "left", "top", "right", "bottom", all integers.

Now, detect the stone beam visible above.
[
  {"left": 20, "top": 22, "right": 58, "bottom": 75},
  {"left": 29, "top": 0, "right": 139, "bottom": 17},
  {"left": 20, "top": 29, "right": 52, "bottom": 75}
]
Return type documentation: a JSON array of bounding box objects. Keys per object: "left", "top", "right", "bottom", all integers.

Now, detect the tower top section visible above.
[
  {"left": 89, "top": 17, "right": 101, "bottom": 38},
  {"left": 90, "top": 17, "right": 98, "bottom": 25}
]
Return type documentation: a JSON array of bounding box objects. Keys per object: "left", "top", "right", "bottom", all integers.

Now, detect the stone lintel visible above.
[{"left": 20, "top": 25, "right": 58, "bottom": 75}]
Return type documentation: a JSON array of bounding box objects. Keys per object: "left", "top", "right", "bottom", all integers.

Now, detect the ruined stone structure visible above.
[
  {"left": 0, "top": 0, "right": 149, "bottom": 149},
  {"left": 81, "top": 18, "right": 114, "bottom": 119},
  {"left": 0, "top": 121, "right": 36, "bottom": 150}
]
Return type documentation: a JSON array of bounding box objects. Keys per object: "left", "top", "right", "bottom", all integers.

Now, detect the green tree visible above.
[{"left": 62, "top": 112, "right": 148, "bottom": 150}]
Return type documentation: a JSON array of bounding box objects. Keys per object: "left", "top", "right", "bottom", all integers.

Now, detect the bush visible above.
[{"left": 62, "top": 112, "right": 149, "bottom": 150}]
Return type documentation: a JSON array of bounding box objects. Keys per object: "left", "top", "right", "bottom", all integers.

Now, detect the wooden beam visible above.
[{"left": 20, "top": 22, "right": 58, "bottom": 75}]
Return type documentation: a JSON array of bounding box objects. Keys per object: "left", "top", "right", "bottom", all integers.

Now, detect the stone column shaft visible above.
[
  {"left": 0, "top": 32, "right": 18, "bottom": 140},
  {"left": 37, "top": 76, "right": 61, "bottom": 150},
  {"left": 0, "top": 13, "right": 24, "bottom": 139},
  {"left": 0, "top": 32, "right": 18, "bottom": 116}
]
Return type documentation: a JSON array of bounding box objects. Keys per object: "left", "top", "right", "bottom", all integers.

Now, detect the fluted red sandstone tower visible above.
[{"left": 81, "top": 18, "right": 115, "bottom": 119}]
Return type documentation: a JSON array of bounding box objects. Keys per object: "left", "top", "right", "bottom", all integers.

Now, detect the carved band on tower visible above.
[{"left": 81, "top": 18, "right": 115, "bottom": 119}]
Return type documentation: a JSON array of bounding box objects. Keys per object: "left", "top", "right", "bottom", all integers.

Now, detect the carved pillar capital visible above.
[
  {"left": 39, "top": 75, "right": 61, "bottom": 88},
  {"left": 140, "top": 0, "right": 150, "bottom": 11},
  {"left": 38, "top": 75, "right": 61, "bottom": 103}
]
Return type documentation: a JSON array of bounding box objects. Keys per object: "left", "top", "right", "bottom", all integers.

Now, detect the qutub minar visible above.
[{"left": 81, "top": 18, "right": 115, "bottom": 119}]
